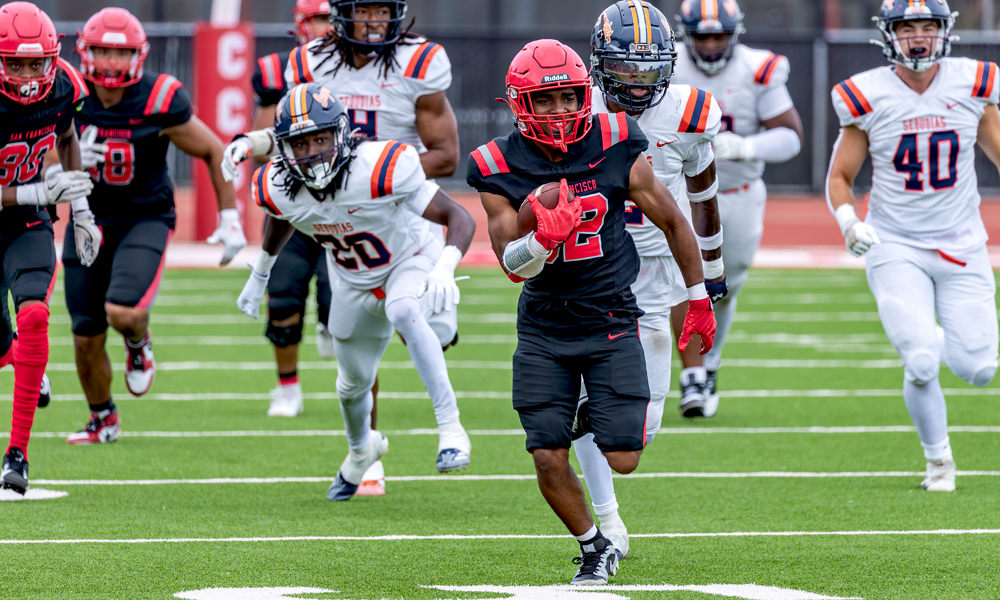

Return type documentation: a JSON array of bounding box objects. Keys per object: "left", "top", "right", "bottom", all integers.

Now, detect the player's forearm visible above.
[
  {"left": 664, "top": 223, "right": 705, "bottom": 287},
  {"left": 57, "top": 130, "right": 82, "bottom": 172},
  {"left": 205, "top": 154, "right": 238, "bottom": 210},
  {"left": 443, "top": 207, "right": 475, "bottom": 254},
  {"left": 826, "top": 172, "right": 855, "bottom": 213},
  {"left": 261, "top": 214, "right": 295, "bottom": 256},
  {"left": 419, "top": 147, "right": 459, "bottom": 178}
]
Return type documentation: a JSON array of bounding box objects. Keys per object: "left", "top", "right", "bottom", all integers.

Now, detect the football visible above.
[{"left": 517, "top": 181, "right": 577, "bottom": 237}]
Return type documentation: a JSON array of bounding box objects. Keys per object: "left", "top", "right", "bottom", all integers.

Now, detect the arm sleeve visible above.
[
  {"left": 393, "top": 145, "right": 440, "bottom": 215},
  {"left": 683, "top": 96, "right": 722, "bottom": 177}
]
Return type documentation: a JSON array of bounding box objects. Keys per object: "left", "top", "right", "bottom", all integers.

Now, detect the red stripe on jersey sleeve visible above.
[
  {"left": 486, "top": 140, "right": 510, "bottom": 173},
  {"left": 471, "top": 148, "right": 491, "bottom": 177},
  {"left": 57, "top": 58, "right": 88, "bottom": 102},
  {"left": 614, "top": 112, "right": 629, "bottom": 143},
  {"left": 598, "top": 114, "right": 613, "bottom": 150}
]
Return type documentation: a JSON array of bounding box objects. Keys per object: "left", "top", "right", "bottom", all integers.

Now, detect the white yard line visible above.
[
  {"left": 10, "top": 425, "right": 1000, "bottom": 439},
  {"left": 27, "top": 471, "right": 1000, "bottom": 486},
  {"left": 32, "top": 388, "right": 1000, "bottom": 403},
  {"left": 1, "top": 529, "right": 998, "bottom": 545}
]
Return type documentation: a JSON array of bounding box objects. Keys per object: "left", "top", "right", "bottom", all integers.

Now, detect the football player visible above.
[
  {"left": 672, "top": 0, "right": 803, "bottom": 416},
  {"left": 63, "top": 8, "right": 245, "bottom": 445},
  {"left": 0, "top": 1, "right": 95, "bottom": 494},
  {"left": 223, "top": 0, "right": 462, "bottom": 493},
  {"left": 467, "top": 39, "right": 715, "bottom": 585},
  {"left": 579, "top": 0, "right": 725, "bottom": 559},
  {"left": 827, "top": 0, "right": 999, "bottom": 492},
  {"left": 237, "top": 83, "right": 475, "bottom": 500},
  {"left": 249, "top": 0, "right": 337, "bottom": 421}
]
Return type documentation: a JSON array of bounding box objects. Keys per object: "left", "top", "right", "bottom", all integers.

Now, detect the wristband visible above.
[
  {"left": 253, "top": 251, "right": 278, "bottom": 277},
  {"left": 834, "top": 204, "right": 860, "bottom": 235},
  {"left": 687, "top": 178, "right": 719, "bottom": 203},
  {"left": 15, "top": 184, "right": 41, "bottom": 206},
  {"left": 503, "top": 232, "right": 550, "bottom": 274},
  {"left": 235, "top": 130, "right": 276, "bottom": 157},
  {"left": 71, "top": 197, "right": 90, "bottom": 213},
  {"left": 695, "top": 228, "right": 723, "bottom": 251},
  {"left": 434, "top": 245, "right": 463, "bottom": 273},
  {"left": 702, "top": 257, "right": 725, "bottom": 280},
  {"left": 219, "top": 208, "right": 240, "bottom": 223},
  {"left": 687, "top": 282, "right": 709, "bottom": 301}
]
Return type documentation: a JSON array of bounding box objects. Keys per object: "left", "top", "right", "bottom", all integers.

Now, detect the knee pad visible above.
[
  {"left": 385, "top": 297, "right": 423, "bottom": 331},
  {"left": 904, "top": 350, "right": 940, "bottom": 385},
  {"left": 266, "top": 319, "right": 303, "bottom": 348},
  {"left": 972, "top": 362, "right": 998, "bottom": 387}
]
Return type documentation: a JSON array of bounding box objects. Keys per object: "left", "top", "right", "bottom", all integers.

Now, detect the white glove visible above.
[
  {"left": 72, "top": 205, "right": 102, "bottom": 267},
  {"left": 843, "top": 220, "right": 881, "bottom": 257},
  {"left": 16, "top": 169, "right": 93, "bottom": 206},
  {"left": 834, "top": 204, "right": 881, "bottom": 257},
  {"left": 419, "top": 245, "right": 463, "bottom": 314},
  {"left": 237, "top": 265, "right": 269, "bottom": 319},
  {"left": 207, "top": 208, "right": 247, "bottom": 266},
  {"left": 712, "top": 131, "right": 755, "bottom": 162},
  {"left": 221, "top": 137, "right": 255, "bottom": 183},
  {"left": 78, "top": 126, "right": 108, "bottom": 170}
]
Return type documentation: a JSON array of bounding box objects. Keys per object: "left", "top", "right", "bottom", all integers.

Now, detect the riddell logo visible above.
[{"left": 541, "top": 73, "right": 570, "bottom": 84}]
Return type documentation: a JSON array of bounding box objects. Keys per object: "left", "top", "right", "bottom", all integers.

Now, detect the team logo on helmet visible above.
[
  {"left": 602, "top": 14, "right": 614, "bottom": 41},
  {"left": 312, "top": 87, "right": 332, "bottom": 107},
  {"left": 723, "top": 0, "right": 739, "bottom": 16}
]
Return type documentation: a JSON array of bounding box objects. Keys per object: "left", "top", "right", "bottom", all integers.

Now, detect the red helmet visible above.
[
  {"left": 503, "top": 39, "right": 592, "bottom": 153},
  {"left": 293, "top": 0, "right": 332, "bottom": 45},
  {"left": 0, "top": 2, "right": 60, "bottom": 104},
  {"left": 75, "top": 8, "right": 149, "bottom": 88}
]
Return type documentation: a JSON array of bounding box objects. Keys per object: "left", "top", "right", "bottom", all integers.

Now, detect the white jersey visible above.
[
  {"left": 832, "top": 58, "right": 998, "bottom": 256},
  {"left": 675, "top": 44, "right": 794, "bottom": 191},
  {"left": 284, "top": 37, "right": 451, "bottom": 153},
  {"left": 592, "top": 85, "right": 720, "bottom": 257},
  {"left": 251, "top": 141, "right": 438, "bottom": 289}
]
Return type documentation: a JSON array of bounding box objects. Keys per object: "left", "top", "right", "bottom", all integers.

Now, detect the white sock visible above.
[
  {"left": 575, "top": 433, "right": 617, "bottom": 509},
  {"left": 922, "top": 437, "right": 953, "bottom": 463},
  {"left": 903, "top": 377, "right": 950, "bottom": 458},
  {"left": 339, "top": 390, "right": 373, "bottom": 452},
  {"left": 386, "top": 297, "right": 460, "bottom": 425},
  {"left": 680, "top": 366, "right": 707, "bottom": 386},
  {"left": 575, "top": 524, "right": 598, "bottom": 542}
]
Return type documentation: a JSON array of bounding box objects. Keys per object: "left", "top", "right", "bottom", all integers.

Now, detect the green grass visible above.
[{"left": 1, "top": 267, "right": 999, "bottom": 599}]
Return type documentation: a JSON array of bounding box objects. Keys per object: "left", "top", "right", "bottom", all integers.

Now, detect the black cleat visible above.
[
  {"left": 1, "top": 447, "right": 29, "bottom": 495},
  {"left": 571, "top": 399, "right": 592, "bottom": 440},
  {"left": 679, "top": 369, "right": 707, "bottom": 418}
]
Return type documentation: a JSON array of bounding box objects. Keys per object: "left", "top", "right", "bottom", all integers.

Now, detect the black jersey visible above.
[
  {"left": 467, "top": 113, "right": 648, "bottom": 333},
  {"left": 74, "top": 71, "right": 192, "bottom": 227},
  {"left": 253, "top": 50, "right": 293, "bottom": 107},
  {"left": 0, "top": 58, "right": 88, "bottom": 234}
]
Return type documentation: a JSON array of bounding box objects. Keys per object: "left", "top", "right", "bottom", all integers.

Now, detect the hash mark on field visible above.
[
  {"left": 29, "top": 471, "right": 1000, "bottom": 485},
  {"left": 3, "top": 529, "right": 999, "bottom": 545}
]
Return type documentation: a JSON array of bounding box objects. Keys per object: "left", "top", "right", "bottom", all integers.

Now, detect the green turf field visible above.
[{"left": 1, "top": 267, "right": 998, "bottom": 599}]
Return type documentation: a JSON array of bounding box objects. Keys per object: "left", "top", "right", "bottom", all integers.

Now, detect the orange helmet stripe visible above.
[
  {"left": 641, "top": 2, "right": 652, "bottom": 43},
  {"left": 628, "top": 1, "right": 640, "bottom": 43}
]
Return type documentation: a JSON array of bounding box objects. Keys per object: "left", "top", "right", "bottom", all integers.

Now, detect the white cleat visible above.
[
  {"left": 328, "top": 430, "right": 389, "bottom": 501},
  {"left": 922, "top": 459, "right": 956, "bottom": 492},
  {"left": 267, "top": 384, "right": 303, "bottom": 417},
  {"left": 356, "top": 459, "right": 386, "bottom": 497},
  {"left": 124, "top": 334, "right": 155, "bottom": 397},
  {"left": 315, "top": 322, "right": 335, "bottom": 360},
  {"left": 437, "top": 418, "right": 471, "bottom": 472}
]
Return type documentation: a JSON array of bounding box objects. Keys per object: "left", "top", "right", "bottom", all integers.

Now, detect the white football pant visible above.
[{"left": 866, "top": 241, "right": 998, "bottom": 457}]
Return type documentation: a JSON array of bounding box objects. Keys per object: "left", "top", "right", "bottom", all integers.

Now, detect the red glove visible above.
[
  {"left": 529, "top": 179, "right": 582, "bottom": 251},
  {"left": 678, "top": 297, "right": 716, "bottom": 355}
]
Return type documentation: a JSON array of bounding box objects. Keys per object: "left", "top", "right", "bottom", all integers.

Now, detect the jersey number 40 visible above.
[{"left": 893, "top": 131, "right": 958, "bottom": 192}]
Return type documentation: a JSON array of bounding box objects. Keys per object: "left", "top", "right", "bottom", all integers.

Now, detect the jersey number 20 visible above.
[
  {"left": 313, "top": 232, "right": 391, "bottom": 270},
  {"left": 893, "top": 131, "right": 959, "bottom": 192}
]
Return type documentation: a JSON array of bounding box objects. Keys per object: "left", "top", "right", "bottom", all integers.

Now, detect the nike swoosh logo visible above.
[
  {"left": 589, "top": 157, "right": 606, "bottom": 168},
  {"left": 25, "top": 221, "right": 42, "bottom": 228},
  {"left": 129, "top": 118, "right": 144, "bottom": 124},
  {"left": 347, "top": 208, "right": 360, "bottom": 214},
  {"left": 947, "top": 102, "right": 959, "bottom": 109},
  {"left": 657, "top": 140, "right": 677, "bottom": 147},
  {"left": 380, "top": 82, "right": 398, "bottom": 88},
  {"left": 608, "top": 331, "right": 630, "bottom": 340}
]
